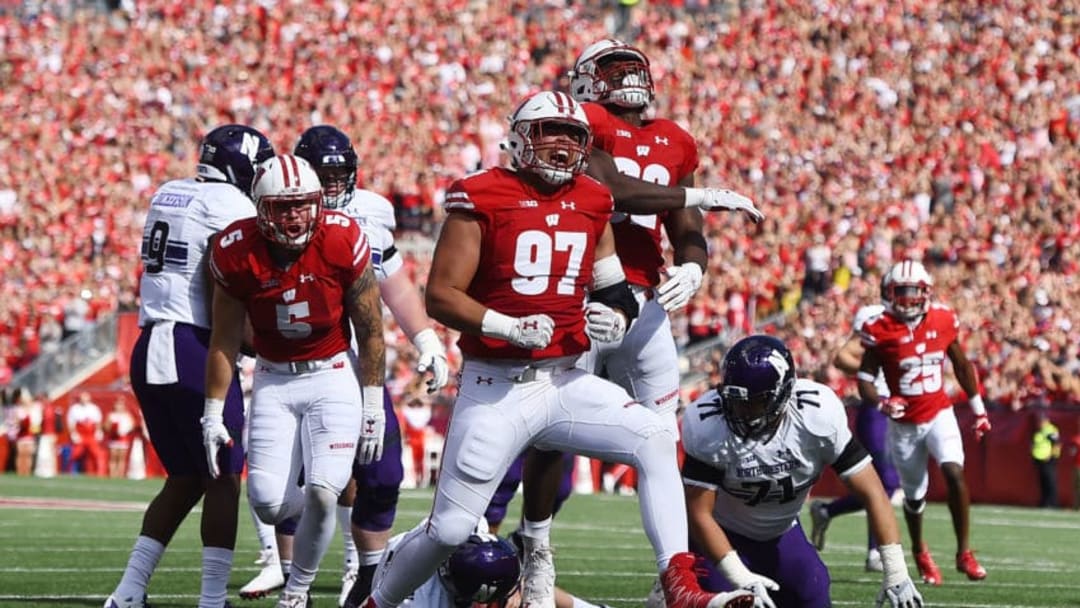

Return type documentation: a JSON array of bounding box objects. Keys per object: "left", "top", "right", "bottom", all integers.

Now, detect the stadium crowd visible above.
[{"left": 0, "top": 0, "right": 1077, "bottom": 416}]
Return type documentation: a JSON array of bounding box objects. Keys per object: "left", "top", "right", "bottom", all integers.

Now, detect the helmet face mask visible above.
[
  {"left": 505, "top": 92, "right": 592, "bottom": 186},
  {"left": 293, "top": 125, "right": 358, "bottom": 209},
  {"left": 882, "top": 260, "right": 933, "bottom": 321},
  {"left": 252, "top": 154, "right": 323, "bottom": 250},
  {"left": 718, "top": 335, "right": 796, "bottom": 441},
  {"left": 569, "top": 39, "right": 654, "bottom": 109}
]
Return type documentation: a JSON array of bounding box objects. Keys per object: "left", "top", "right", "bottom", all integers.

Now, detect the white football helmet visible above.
[
  {"left": 568, "top": 38, "right": 654, "bottom": 108},
  {"left": 882, "top": 260, "right": 934, "bottom": 320},
  {"left": 252, "top": 154, "right": 323, "bottom": 250},
  {"left": 504, "top": 91, "right": 592, "bottom": 186}
]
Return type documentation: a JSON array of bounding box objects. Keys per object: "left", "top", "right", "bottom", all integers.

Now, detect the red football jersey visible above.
[
  {"left": 209, "top": 211, "right": 370, "bottom": 362},
  {"left": 444, "top": 167, "right": 613, "bottom": 360},
  {"left": 858, "top": 303, "right": 960, "bottom": 423},
  {"left": 582, "top": 102, "right": 699, "bottom": 287}
]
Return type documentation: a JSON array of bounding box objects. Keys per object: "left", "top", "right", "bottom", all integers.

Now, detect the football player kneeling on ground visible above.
[{"left": 675, "top": 335, "right": 923, "bottom": 608}]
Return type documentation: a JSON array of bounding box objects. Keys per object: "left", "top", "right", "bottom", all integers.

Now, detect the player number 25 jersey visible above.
[{"left": 858, "top": 304, "right": 959, "bottom": 423}]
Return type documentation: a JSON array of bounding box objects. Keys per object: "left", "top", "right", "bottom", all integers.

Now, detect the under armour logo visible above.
[
  {"left": 560, "top": 201, "right": 575, "bottom": 210},
  {"left": 655, "top": 136, "right": 669, "bottom": 145},
  {"left": 476, "top": 376, "right": 494, "bottom": 385},
  {"left": 522, "top": 321, "right": 538, "bottom": 329},
  {"left": 299, "top": 273, "right": 315, "bottom": 283}
]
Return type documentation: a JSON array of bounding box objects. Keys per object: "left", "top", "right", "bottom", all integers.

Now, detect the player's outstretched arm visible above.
[
  {"left": 685, "top": 483, "right": 779, "bottom": 608},
  {"left": 586, "top": 148, "right": 761, "bottom": 221},
  {"left": 847, "top": 467, "right": 923, "bottom": 608},
  {"left": 833, "top": 336, "right": 864, "bottom": 376},
  {"left": 425, "top": 213, "right": 487, "bottom": 335},
  {"left": 380, "top": 270, "right": 449, "bottom": 392},
  {"left": 947, "top": 339, "right": 990, "bottom": 439}
]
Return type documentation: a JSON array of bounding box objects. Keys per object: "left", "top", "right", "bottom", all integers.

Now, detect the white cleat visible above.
[
  {"left": 339, "top": 567, "right": 359, "bottom": 607},
  {"left": 520, "top": 542, "right": 556, "bottom": 608},
  {"left": 277, "top": 589, "right": 309, "bottom": 608},
  {"left": 240, "top": 549, "right": 285, "bottom": 600},
  {"left": 103, "top": 594, "right": 147, "bottom": 608}
]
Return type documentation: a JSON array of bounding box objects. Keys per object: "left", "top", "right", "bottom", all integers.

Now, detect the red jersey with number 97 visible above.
[
  {"left": 582, "top": 102, "right": 699, "bottom": 288},
  {"left": 444, "top": 167, "right": 613, "bottom": 360},
  {"left": 209, "top": 210, "right": 370, "bottom": 362},
  {"left": 858, "top": 303, "right": 959, "bottom": 423}
]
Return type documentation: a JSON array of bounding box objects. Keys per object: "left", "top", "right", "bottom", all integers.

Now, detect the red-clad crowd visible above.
[{"left": 0, "top": 1, "right": 1077, "bottom": 416}]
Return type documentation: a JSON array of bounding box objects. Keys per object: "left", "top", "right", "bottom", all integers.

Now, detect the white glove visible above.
[
  {"left": 200, "top": 398, "right": 232, "bottom": 479},
  {"left": 876, "top": 579, "right": 923, "bottom": 608},
  {"left": 692, "top": 188, "right": 764, "bottom": 223},
  {"left": 876, "top": 544, "right": 923, "bottom": 608},
  {"left": 482, "top": 310, "right": 555, "bottom": 350},
  {"left": 717, "top": 551, "right": 779, "bottom": 608},
  {"left": 357, "top": 386, "right": 386, "bottom": 465},
  {"left": 413, "top": 328, "right": 449, "bottom": 393},
  {"left": 584, "top": 302, "right": 627, "bottom": 343},
  {"left": 657, "top": 263, "right": 704, "bottom": 312}
]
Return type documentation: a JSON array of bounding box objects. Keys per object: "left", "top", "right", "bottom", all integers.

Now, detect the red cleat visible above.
[
  {"left": 956, "top": 550, "right": 987, "bottom": 581},
  {"left": 661, "top": 553, "right": 756, "bottom": 608},
  {"left": 914, "top": 548, "right": 943, "bottom": 586}
]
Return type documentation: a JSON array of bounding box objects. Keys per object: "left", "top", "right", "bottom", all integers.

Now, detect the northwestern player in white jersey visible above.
[
  {"left": 809, "top": 295, "right": 902, "bottom": 572},
  {"left": 106, "top": 125, "right": 274, "bottom": 608},
  {"left": 236, "top": 125, "right": 451, "bottom": 607},
  {"left": 678, "top": 335, "right": 922, "bottom": 608}
]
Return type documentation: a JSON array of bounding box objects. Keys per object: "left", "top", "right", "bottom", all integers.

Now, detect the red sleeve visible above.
[
  {"left": 321, "top": 212, "right": 371, "bottom": 287},
  {"left": 582, "top": 103, "right": 614, "bottom": 150},
  {"left": 661, "top": 119, "right": 700, "bottom": 181},
  {"left": 208, "top": 224, "right": 254, "bottom": 301}
]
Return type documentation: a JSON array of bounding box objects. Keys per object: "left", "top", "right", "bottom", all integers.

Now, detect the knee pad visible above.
[
  {"left": 254, "top": 485, "right": 306, "bottom": 525},
  {"left": 426, "top": 509, "right": 481, "bottom": 548},
  {"left": 351, "top": 483, "right": 401, "bottom": 532},
  {"left": 903, "top": 497, "right": 926, "bottom": 515}
]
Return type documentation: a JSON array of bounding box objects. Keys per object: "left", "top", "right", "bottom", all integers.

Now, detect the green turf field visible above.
[{"left": 1, "top": 475, "right": 1078, "bottom": 607}]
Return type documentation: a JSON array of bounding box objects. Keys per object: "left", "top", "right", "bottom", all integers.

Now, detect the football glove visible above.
[
  {"left": 876, "top": 579, "right": 923, "bottom": 608},
  {"left": 482, "top": 310, "right": 555, "bottom": 350},
  {"left": 876, "top": 543, "right": 923, "bottom": 608},
  {"left": 657, "top": 263, "right": 704, "bottom": 312},
  {"left": 699, "top": 188, "right": 764, "bottom": 223},
  {"left": 413, "top": 328, "right": 449, "bottom": 393},
  {"left": 584, "top": 302, "right": 627, "bottom": 343},
  {"left": 878, "top": 396, "right": 908, "bottom": 419},
  {"left": 357, "top": 386, "right": 386, "bottom": 465},
  {"left": 200, "top": 409, "right": 232, "bottom": 479},
  {"left": 973, "top": 414, "right": 991, "bottom": 441},
  {"left": 717, "top": 552, "right": 779, "bottom": 608}
]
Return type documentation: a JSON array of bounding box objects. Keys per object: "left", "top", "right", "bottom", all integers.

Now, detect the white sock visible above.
[
  {"left": 251, "top": 500, "right": 278, "bottom": 554},
  {"left": 280, "top": 559, "right": 292, "bottom": 578},
  {"left": 338, "top": 505, "right": 358, "bottom": 572},
  {"left": 113, "top": 536, "right": 165, "bottom": 601},
  {"left": 199, "top": 546, "right": 234, "bottom": 608},
  {"left": 360, "top": 548, "right": 384, "bottom": 567},
  {"left": 521, "top": 516, "right": 552, "bottom": 547}
]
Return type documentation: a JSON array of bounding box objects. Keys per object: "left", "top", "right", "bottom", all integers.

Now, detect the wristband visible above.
[
  {"left": 412, "top": 327, "right": 443, "bottom": 353},
  {"left": 716, "top": 551, "right": 752, "bottom": 586},
  {"left": 969, "top": 394, "right": 986, "bottom": 416},
  {"left": 361, "top": 386, "right": 384, "bottom": 410},
  {"left": 481, "top": 309, "right": 517, "bottom": 341},
  {"left": 203, "top": 397, "right": 225, "bottom": 419},
  {"left": 856, "top": 371, "right": 877, "bottom": 383},
  {"left": 878, "top": 543, "right": 908, "bottom": 586},
  {"left": 683, "top": 187, "right": 707, "bottom": 208}
]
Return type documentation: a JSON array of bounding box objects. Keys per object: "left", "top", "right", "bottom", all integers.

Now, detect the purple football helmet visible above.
[
  {"left": 438, "top": 533, "right": 521, "bottom": 606},
  {"left": 196, "top": 124, "right": 275, "bottom": 198},
  {"left": 293, "top": 125, "right": 358, "bottom": 209},
  {"left": 718, "top": 335, "right": 796, "bottom": 440}
]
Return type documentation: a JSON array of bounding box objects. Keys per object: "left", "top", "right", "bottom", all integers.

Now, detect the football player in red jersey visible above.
[
  {"left": 204, "top": 153, "right": 385, "bottom": 608},
  {"left": 514, "top": 39, "right": 776, "bottom": 608},
  {"left": 365, "top": 91, "right": 752, "bottom": 608},
  {"left": 857, "top": 259, "right": 990, "bottom": 586}
]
